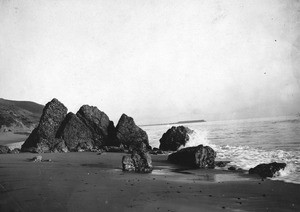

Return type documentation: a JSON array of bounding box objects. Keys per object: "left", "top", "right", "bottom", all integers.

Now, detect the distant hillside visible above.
[
  {"left": 0, "top": 98, "right": 44, "bottom": 132},
  {"left": 176, "top": 119, "right": 206, "bottom": 124},
  {"left": 140, "top": 119, "right": 206, "bottom": 127}
]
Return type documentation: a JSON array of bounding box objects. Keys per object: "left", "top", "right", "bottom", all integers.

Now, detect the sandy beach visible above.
[{"left": 0, "top": 151, "right": 299, "bottom": 212}]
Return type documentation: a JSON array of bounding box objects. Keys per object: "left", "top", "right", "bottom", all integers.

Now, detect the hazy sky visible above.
[{"left": 0, "top": 0, "right": 299, "bottom": 124}]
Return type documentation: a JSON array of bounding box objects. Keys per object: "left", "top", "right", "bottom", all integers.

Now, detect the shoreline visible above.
[
  {"left": 0, "top": 152, "right": 299, "bottom": 211},
  {"left": 2, "top": 139, "right": 300, "bottom": 185}
]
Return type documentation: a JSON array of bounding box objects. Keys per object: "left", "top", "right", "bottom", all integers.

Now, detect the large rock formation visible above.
[
  {"left": 56, "top": 112, "right": 94, "bottom": 151},
  {"left": 249, "top": 162, "right": 286, "bottom": 178},
  {"left": 122, "top": 151, "right": 153, "bottom": 173},
  {"left": 168, "top": 145, "right": 216, "bottom": 168},
  {"left": 21, "top": 99, "right": 149, "bottom": 153},
  {"left": 76, "top": 105, "right": 110, "bottom": 148},
  {"left": 21, "top": 98, "right": 68, "bottom": 152},
  {"left": 115, "top": 114, "right": 151, "bottom": 151},
  {"left": 159, "top": 126, "right": 193, "bottom": 151}
]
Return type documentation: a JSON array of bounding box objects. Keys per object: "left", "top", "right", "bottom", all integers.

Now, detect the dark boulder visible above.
[
  {"left": 149, "top": 147, "right": 164, "bottom": 155},
  {"left": 168, "top": 145, "right": 216, "bottom": 168},
  {"left": 249, "top": 162, "right": 286, "bottom": 178},
  {"left": 102, "top": 145, "right": 125, "bottom": 153},
  {"left": 0, "top": 145, "right": 10, "bottom": 154},
  {"left": 122, "top": 151, "right": 153, "bottom": 173},
  {"left": 228, "top": 166, "right": 236, "bottom": 171},
  {"left": 115, "top": 114, "right": 151, "bottom": 151},
  {"left": 9, "top": 148, "right": 20, "bottom": 154},
  {"left": 21, "top": 98, "right": 68, "bottom": 152},
  {"left": 159, "top": 126, "right": 193, "bottom": 151},
  {"left": 76, "top": 105, "right": 110, "bottom": 148},
  {"left": 76, "top": 140, "right": 94, "bottom": 152},
  {"left": 56, "top": 112, "right": 94, "bottom": 151},
  {"left": 215, "top": 161, "right": 230, "bottom": 168}
]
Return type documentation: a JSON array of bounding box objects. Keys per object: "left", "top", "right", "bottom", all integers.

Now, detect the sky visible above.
[{"left": 0, "top": 0, "right": 299, "bottom": 125}]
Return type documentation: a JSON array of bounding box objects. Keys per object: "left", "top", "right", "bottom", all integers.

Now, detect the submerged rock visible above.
[
  {"left": 21, "top": 98, "right": 68, "bottom": 152},
  {"left": 249, "top": 162, "right": 286, "bottom": 178},
  {"left": 168, "top": 145, "right": 216, "bottom": 168},
  {"left": 122, "top": 151, "right": 153, "bottom": 173},
  {"left": 159, "top": 126, "right": 193, "bottom": 151},
  {"left": 76, "top": 105, "right": 111, "bottom": 148},
  {"left": 0, "top": 145, "right": 10, "bottom": 154},
  {"left": 116, "top": 114, "right": 151, "bottom": 151}
]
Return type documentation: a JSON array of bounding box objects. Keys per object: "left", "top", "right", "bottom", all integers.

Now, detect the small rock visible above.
[
  {"left": 0, "top": 145, "right": 10, "bottom": 154},
  {"left": 9, "top": 148, "right": 20, "bottom": 154},
  {"left": 249, "top": 162, "right": 286, "bottom": 178},
  {"left": 215, "top": 161, "right": 230, "bottom": 168},
  {"left": 122, "top": 151, "right": 153, "bottom": 173},
  {"left": 228, "top": 166, "right": 236, "bottom": 171},
  {"left": 32, "top": 155, "right": 42, "bottom": 162}
]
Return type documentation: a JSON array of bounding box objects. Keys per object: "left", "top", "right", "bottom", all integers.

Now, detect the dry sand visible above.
[{"left": 0, "top": 152, "right": 299, "bottom": 212}]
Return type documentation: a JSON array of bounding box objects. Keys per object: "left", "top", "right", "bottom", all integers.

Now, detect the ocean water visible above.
[{"left": 141, "top": 116, "right": 300, "bottom": 184}]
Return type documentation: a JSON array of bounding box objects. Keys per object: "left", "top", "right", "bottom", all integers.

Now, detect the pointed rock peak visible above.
[
  {"left": 115, "top": 113, "right": 150, "bottom": 151},
  {"left": 76, "top": 105, "right": 110, "bottom": 121},
  {"left": 76, "top": 104, "right": 110, "bottom": 147},
  {"left": 21, "top": 98, "right": 68, "bottom": 152},
  {"left": 117, "top": 114, "right": 134, "bottom": 126},
  {"left": 43, "top": 98, "right": 68, "bottom": 113},
  {"left": 65, "top": 112, "right": 77, "bottom": 120}
]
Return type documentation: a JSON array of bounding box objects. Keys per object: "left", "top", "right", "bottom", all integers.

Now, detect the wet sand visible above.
[{"left": 0, "top": 152, "right": 299, "bottom": 212}]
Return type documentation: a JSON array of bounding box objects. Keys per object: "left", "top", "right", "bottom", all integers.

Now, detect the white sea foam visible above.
[
  {"left": 145, "top": 116, "right": 300, "bottom": 184},
  {"left": 177, "top": 129, "right": 300, "bottom": 184},
  {"left": 180, "top": 129, "right": 213, "bottom": 149}
]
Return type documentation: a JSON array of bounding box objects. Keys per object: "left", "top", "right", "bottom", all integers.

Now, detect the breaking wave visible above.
[{"left": 182, "top": 129, "right": 300, "bottom": 184}]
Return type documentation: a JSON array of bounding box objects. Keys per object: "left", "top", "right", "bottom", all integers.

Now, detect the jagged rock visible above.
[
  {"left": 168, "top": 145, "right": 216, "bottom": 168},
  {"left": 51, "top": 140, "right": 68, "bottom": 153},
  {"left": 76, "top": 105, "right": 110, "bottom": 148},
  {"left": 21, "top": 98, "right": 68, "bottom": 152},
  {"left": 0, "top": 145, "right": 10, "bottom": 154},
  {"left": 159, "top": 126, "right": 193, "bottom": 151},
  {"left": 122, "top": 151, "right": 153, "bottom": 173},
  {"left": 76, "top": 140, "right": 93, "bottom": 152},
  {"left": 9, "top": 148, "right": 20, "bottom": 154},
  {"left": 249, "top": 162, "right": 286, "bottom": 178},
  {"left": 56, "top": 112, "right": 94, "bottom": 151},
  {"left": 116, "top": 114, "right": 151, "bottom": 151}
]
